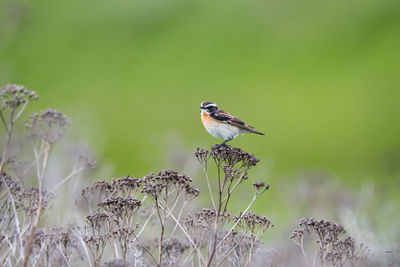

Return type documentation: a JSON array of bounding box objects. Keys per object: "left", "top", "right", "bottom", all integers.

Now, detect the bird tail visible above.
[{"left": 251, "top": 129, "right": 266, "bottom": 135}]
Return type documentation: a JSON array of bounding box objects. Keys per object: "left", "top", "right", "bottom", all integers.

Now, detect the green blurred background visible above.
[{"left": 1, "top": 0, "right": 400, "bottom": 247}]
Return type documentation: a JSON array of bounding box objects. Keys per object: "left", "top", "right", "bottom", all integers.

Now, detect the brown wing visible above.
[{"left": 211, "top": 110, "right": 263, "bottom": 134}]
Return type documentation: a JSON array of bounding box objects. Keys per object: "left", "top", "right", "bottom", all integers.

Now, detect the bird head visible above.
[{"left": 200, "top": 101, "right": 218, "bottom": 114}]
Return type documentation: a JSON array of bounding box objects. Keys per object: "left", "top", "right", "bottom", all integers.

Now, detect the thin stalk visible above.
[
  {"left": 216, "top": 191, "right": 258, "bottom": 250},
  {"left": 206, "top": 162, "right": 224, "bottom": 267},
  {"left": 0, "top": 108, "right": 15, "bottom": 172},
  {"left": 136, "top": 210, "right": 155, "bottom": 238},
  {"left": 71, "top": 230, "right": 93, "bottom": 267},
  {"left": 164, "top": 206, "right": 205, "bottom": 265},
  {"left": 180, "top": 247, "right": 195, "bottom": 266},
  {"left": 216, "top": 235, "right": 245, "bottom": 267},
  {"left": 161, "top": 201, "right": 187, "bottom": 255},
  {"left": 201, "top": 166, "right": 216, "bottom": 210},
  {"left": 154, "top": 198, "right": 165, "bottom": 266},
  {"left": 131, "top": 231, "right": 158, "bottom": 265},
  {"left": 51, "top": 167, "right": 85, "bottom": 191},
  {"left": 23, "top": 141, "right": 51, "bottom": 267}
]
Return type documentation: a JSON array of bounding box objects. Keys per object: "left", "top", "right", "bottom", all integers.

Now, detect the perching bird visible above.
[{"left": 200, "top": 101, "right": 265, "bottom": 147}]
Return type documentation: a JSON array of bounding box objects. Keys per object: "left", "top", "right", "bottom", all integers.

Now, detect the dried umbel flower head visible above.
[
  {"left": 0, "top": 84, "right": 38, "bottom": 109},
  {"left": 82, "top": 180, "right": 113, "bottom": 207},
  {"left": 112, "top": 176, "right": 143, "bottom": 197},
  {"left": 83, "top": 233, "right": 111, "bottom": 261},
  {"left": 141, "top": 170, "right": 200, "bottom": 200},
  {"left": 210, "top": 144, "right": 259, "bottom": 168},
  {"left": 195, "top": 145, "right": 259, "bottom": 187},
  {"left": 112, "top": 226, "right": 137, "bottom": 243},
  {"left": 0, "top": 171, "right": 22, "bottom": 197},
  {"left": 234, "top": 212, "right": 272, "bottom": 235},
  {"left": 21, "top": 187, "right": 55, "bottom": 220},
  {"left": 141, "top": 180, "right": 165, "bottom": 200},
  {"left": 32, "top": 225, "right": 82, "bottom": 266},
  {"left": 26, "top": 109, "right": 71, "bottom": 144},
  {"left": 290, "top": 228, "right": 305, "bottom": 246},
  {"left": 253, "top": 181, "right": 270, "bottom": 194},
  {"left": 196, "top": 145, "right": 259, "bottom": 170},
  {"left": 294, "top": 218, "right": 370, "bottom": 266},
  {"left": 299, "top": 218, "right": 346, "bottom": 245},
  {"left": 98, "top": 197, "right": 141, "bottom": 222},
  {"left": 184, "top": 208, "right": 230, "bottom": 235},
  {"left": 74, "top": 150, "right": 96, "bottom": 170},
  {"left": 86, "top": 212, "right": 113, "bottom": 232},
  {"left": 195, "top": 147, "right": 210, "bottom": 166}
]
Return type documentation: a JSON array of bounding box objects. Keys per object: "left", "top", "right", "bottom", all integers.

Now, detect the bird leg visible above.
[{"left": 215, "top": 139, "right": 232, "bottom": 148}]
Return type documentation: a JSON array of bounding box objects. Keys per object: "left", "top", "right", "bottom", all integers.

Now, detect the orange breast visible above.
[{"left": 201, "top": 112, "right": 218, "bottom": 127}]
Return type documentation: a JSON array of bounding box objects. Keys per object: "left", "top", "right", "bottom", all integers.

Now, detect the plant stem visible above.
[{"left": 23, "top": 141, "right": 51, "bottom": 267}]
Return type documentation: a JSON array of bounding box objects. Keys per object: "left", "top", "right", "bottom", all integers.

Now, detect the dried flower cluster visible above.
[
  {"left": 31, "top": 225, "right": 83, "bottom": 266},
  {"left": 234, "top": 212, "right": 272, "bottom": 234},
  {"left": 141, "top": 170, "right": 200, "bottom": 201},
  {"left": 0, "top": 84, "right": 38, "bottom": 110},
  {"left": 25, "top": 109, "right": 71, "bottom": 144},
  {"left": 291, "top": 218, "right": 370, "bottom": 266},
  {"left": 81, "top": 171, "right": 200, "bottom": 266},
  {"left": 0, "top": 171, "right": 55, "bottom": 222}
]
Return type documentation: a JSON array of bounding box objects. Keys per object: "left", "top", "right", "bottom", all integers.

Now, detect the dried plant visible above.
[
  {"left": 31, "top": 225, "right": 83, "bottom": 266},
  {"left": 25, "top": 109, "right": 70, "bottom": 145},
  {"left": 0, "top": 84, "right": 92, "bottom": 267},
  {"left": 291, "top": 218, "right": 370, "bottom": 267},
  {"left": 194, "top": 145, "right": 271, "bottom": 266},
  {"left": 80, "top": 171, "right": 200, "bottom": 267}
]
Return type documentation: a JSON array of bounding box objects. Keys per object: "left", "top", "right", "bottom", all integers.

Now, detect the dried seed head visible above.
[
  {"left": 74, "top": 150, "right": 96, "bottom": 169},
  {"left": 86, "top": 212, "right": 112, "bottom": 231},
  {"left": 0, "top": 84, "right": 38, "bottom": 109},
  {"left": 253, "top": 181, "right": 270, "bottom": 195},
  {"left": 295, "top": 218, "right": 370, "bottom": 265},
  {"left": 1, "top": 171, "right": 22, "bottom": 197},
  {"left": 184, "top": 208, "right": 230, "bottom": 231},
  {"left": 26, "top": 109, "right": 70, "bottom": 144},
  {"left": 141, "top": 181, "right": 165, "bottom": 199},
  {"left": 32, "top": 225, "right": 83, "bottom": 266},
  {"left": 112, "top": 176, "right": 142, "bottom": 196},
  {"left": 299, "top": 217, "right": 346, "bottom": 243},
  {"left": 98, "top": 197, "right": 141, "bottom": 221},
  {"left": 290, "top": 228, "right": 305, "bottom": 246},
  {"left": 82, "top": 180, "right": 113, "bottom": 205},
  {"left": 141, "top": 170, "right": 200, "bottom": 200},
  {"left": 234, "top": 212, "right": 272, "bottom": 234},
  {"left": 209, "top": 144, "right": 259, "bottom": 168},
  {"left": 195, "top": 147, "right": 210, "bottom": 166},
  {"left": 21, "top": 187, "right": 55, "bottom": 220}
]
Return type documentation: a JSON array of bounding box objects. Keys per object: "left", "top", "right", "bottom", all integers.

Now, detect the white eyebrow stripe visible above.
[{"left": 205, "top": 103, "right": 217, "bottom": 108}]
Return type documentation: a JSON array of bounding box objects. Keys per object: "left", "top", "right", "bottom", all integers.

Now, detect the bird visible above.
[{"left": 200, "top": 101, "right": 265, "bottom": 147}]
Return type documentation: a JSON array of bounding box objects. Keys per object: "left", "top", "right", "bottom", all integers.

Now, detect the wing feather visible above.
[
  {"left": 211, "top": 110, "right": 255, "bottom": 132},
  {"left": 210, "top": 109, "right": 265, "bottom": 135}
]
